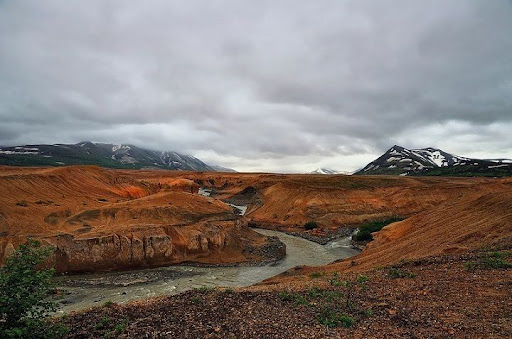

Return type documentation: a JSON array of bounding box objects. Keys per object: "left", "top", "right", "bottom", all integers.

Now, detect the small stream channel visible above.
[{"left": 54, "top": 229, "right": 360, "bottom": 314}]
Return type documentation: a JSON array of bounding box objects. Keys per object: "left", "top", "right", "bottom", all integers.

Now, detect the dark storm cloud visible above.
[{"left": 0, "top": 0, "right": 511, "bottom": 172}]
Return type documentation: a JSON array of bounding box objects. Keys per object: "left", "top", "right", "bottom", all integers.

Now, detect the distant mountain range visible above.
[
  {"left": 0, "top": 142, "right": 229, "bottom": 171},
  {"left": 310, "top": 168, "right": 351, "bottom": 175},
  {"left": 356, "top": 145, "right": 512, "bottom": 177},
  {"left": 209, "top": 164, "right": 238, "bottom": 173}
]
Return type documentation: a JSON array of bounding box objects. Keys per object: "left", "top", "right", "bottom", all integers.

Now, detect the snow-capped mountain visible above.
[
  {"left": 356, "top": 145, "right": 512, "bottom": 177},
  {"left": 310, "top": 168, "right": 351, "bottom": 175},
  {"left": 0, "top": 142, "right": 216, "bottom": 171}
]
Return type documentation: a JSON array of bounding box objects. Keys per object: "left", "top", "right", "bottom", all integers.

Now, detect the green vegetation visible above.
[
  {"left": 304, "top": 221, "right": 318, "bottom": 231},
  {"left": 293, "top": 294, "right": 309, "bottom": 306},
  {"left": 387, "top": 268, "right": 417, "bottom": 279},
  {"left": 354, "top": 217, "right": 404, "bottom": 241},
  {"left": 318, "top": 308, "right": 354, "bottom": 328},
  {"left": 114, "top": 319, "right": 129, "bottom": 334},
  {"left": 278, "top": 275, "right": 371, "bottom": 329},
  {"left": 95, "top": 317, "right": 112, "bottom": 330},
  {"left": 329, "top": 272, "right": 343, "bottom": 287},
  {"left": 191, "top": 296, "right": 202, "bottom": 304},
  {"left": 93, "top": 316, "right": 129, "bottom": 337},
  {"left": 466, "top": 251, "right": 511, "bottom": 270},
  {"left": 102, "top": 301, "right": 115, "bottom": 308},
  {"left": 355, "top": 275, "right": 369, "bottom": 285},
  {"left": 418, "top": 165, "right": 512, "bottom": 178},
  {"left": 0, "top": 240, "right": 68, "bottom": 338},
  {"left": 278, "top": 290, "right": 294, "bottom": 302},
  {"left": 309, "top": 272, "right": 324, "bottom": 279}
]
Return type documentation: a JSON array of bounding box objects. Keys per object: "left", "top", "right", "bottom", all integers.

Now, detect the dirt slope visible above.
[
  {"left": 0, "top": 166, "right": 281, "bottom": 272},
  {"left": 259, "top": 181, "right": 512, "bottom": 285},
  {"left": 63, "top": 248, "right": 512, "bottom": 338}
]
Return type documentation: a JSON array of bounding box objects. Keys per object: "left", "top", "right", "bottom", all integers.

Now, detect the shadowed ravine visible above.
[{"left": 54, "top": 229, "right": 359, "bottom": 314}]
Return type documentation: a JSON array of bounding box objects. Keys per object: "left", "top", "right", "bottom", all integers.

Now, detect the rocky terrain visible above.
[
  {"left": 58, "top": 168, "right": 512, "bottom": 338},
  {"left": 62, "top": 247, "right": 511, "bottom": 338},
  {"left": 2, "top": 165, "right": 511, "bottom": 272},
  {"left": 356, "top": 145, "right": 512, "bottom": 176},
  {"left": 2, "top": 165, "right": 511, "bottom": 337},
  {"left": 0, "top": 166, "right": 284, "bottom": 273}
]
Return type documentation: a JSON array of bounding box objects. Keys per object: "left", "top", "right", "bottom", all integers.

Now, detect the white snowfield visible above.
[
  {"left": 0, "top": 150, "right": 38, "bottom": 155},
  {"left": 311, "top": 168, "right": 352, "bottom": 175}
]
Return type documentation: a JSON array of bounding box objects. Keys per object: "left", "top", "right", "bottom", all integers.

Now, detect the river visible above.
[{"left": 54, "top": 229, "right": 360, "bottom": 314}]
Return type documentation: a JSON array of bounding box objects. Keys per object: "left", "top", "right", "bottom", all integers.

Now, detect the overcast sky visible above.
[{"left": 1, "top": 1, "right": 511, "bottom": 172}]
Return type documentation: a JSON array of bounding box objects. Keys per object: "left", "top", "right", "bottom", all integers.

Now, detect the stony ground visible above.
[{"left": 62, "top": 247, "right": 511, "bottom": 338}]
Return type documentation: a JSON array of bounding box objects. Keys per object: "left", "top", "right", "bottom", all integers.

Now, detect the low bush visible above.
[
  {"left": 354, "top": 217, "right": 404, "bottom": 241},
  {"left": 278, "top": 290, "right": 294, "bottom": 302},
  {"left": 95, "top": 317, "right": 111, "bottom": 330},
  {"left": 387, "top": 268, "right": 417, "bottom": 279},
  {"left": 309, "top": 272, "right": 323, "bottom": 279},
  {"left": 277, "top": 275, "right": 371, "bottom": 329},
  {"left": 318, "top": 308, "right": 354, "bottom": 328},
  {"left": 0, "top": 239, "right": 68, "bottom": 338},
  {"left": 304, "top": 221, "right": 318, "bottom": 230},
  {"left": 466, "top": 251, "right": 511, "bottom": 270},
  {"left": 114, "top": 319, "right": 129, "bottom": 334}
]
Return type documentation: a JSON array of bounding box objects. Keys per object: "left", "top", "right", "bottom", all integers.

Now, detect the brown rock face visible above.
[{"left": 46, "top": 219, "right": 256, "bottom": 273}]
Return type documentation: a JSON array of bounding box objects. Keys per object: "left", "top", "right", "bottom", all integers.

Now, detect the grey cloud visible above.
[{"left": 0, "top": 0, "right": 511, "bottom": 171}]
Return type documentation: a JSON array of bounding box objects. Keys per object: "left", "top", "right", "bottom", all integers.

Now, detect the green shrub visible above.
[
  {"left": 309, "top": 272, "right": 323, "bottom": 279},
  {"left": 318, "top": 307, "right": 354, "bottom": 328},
  {"left": 356, "top": 275, "right": 369, "bottom": 284},
  {"left": 0, "top": 239, "right": 67, "bottom": 338},
  {"left": 354, "top": 217, "right": 403, "bottom": 241},
  {"left": 464, "top": 261, "right": 476, "bottom": 271},
  {"left": 95, "top": 317, "right": 111, "bottom": 330},
  {"left": 466, "top": 251, "right": 511, "bottom": 271},
  {"left": 114, "top": 319, "right": 129, "bottom": 334},
  {"left": 387, "top": 268, "right": 417, "bottom": 279},
  {"left": 304, "top": 221, "right": 318, "bottom": 231},
  {"left": 102, "top": 300, "right": 116, "bottom": 308},
  {"left": 478, "top": 256, "right": 511, "bottom": 269},
  {"left": 293, "top": 294, "right": 309, "bottom": 306},
  {"left": 278, "top": 290, "right": 294, "bottom": 302}
]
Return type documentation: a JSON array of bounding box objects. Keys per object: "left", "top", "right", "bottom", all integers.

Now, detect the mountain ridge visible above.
[
  {"left": 356, "top": 145, "right": 512, "bottom": 177},
  {"left": 0, "top": 141, "right": 216, "bottom": 171}
]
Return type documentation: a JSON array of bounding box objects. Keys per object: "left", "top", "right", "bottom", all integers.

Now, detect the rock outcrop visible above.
[{"left": 43, "top": 219, "right": 261, "bottom": 273}]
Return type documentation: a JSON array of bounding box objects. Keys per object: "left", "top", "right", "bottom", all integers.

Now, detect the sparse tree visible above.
[{"left": 0, "top": 239, "right": 66, "bottom": 338}]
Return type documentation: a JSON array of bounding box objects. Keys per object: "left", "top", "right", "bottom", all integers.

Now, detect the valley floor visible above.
[{"left": 63, "top": 244, "right": 511, "bottom": 338}]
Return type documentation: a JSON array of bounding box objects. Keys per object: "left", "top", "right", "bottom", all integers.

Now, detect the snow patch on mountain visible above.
[
  {"left": 311, "top": 168, "right": 351, "bottom": 175},
  {"left": 356, "top": 145, "right": 512, "bottom": 176}
]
